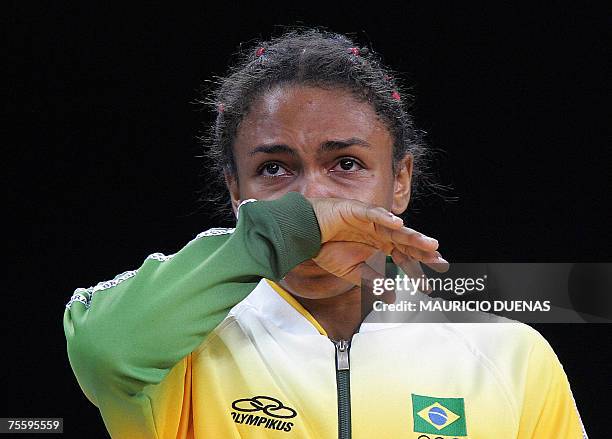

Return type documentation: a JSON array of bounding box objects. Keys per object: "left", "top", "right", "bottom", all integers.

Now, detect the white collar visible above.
[{"left": 238, "top": 278, "right": 425, "bottom": 337}]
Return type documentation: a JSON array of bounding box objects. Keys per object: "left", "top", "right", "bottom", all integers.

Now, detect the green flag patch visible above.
[{"left": 412, "top": 394, "right": 467, "bottom": 436}]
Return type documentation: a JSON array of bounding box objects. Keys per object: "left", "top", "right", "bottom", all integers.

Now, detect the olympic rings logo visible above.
[
  {"left": 232, "top": 396, "right": 298, "bottom": 419},
  {"left": 417, "top": 435, "right": 459, "bottom": 439}
]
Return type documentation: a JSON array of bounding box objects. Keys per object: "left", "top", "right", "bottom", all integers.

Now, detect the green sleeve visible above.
[{"left": 63, "top": 192, "right": 320, "bottom": 435}]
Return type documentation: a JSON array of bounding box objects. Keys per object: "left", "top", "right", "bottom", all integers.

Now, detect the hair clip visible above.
[
  {"left": 255, "top": 47, "right": 266, "bottom": 57},
  {"left": 391, "top": 91, "right": 401, "bottom": 101}
]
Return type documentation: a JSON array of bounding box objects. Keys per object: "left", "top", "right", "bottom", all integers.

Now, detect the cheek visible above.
[
  {"left": 345, "top": 166, "right": 396, "bottom": 208},
  {"left": 235, "top": 172, "right": 398, "bottom": 208},
  {"left": 363, "top": 177, "right": 396, "bottom": 209},
  {"left": 235, "top": 185, "right": 259, "bottom": 202},
  {"left": 315, "top": 172, "right": 397, "bottom": 212},
  {"left": 236, "top": 177, "right": 291, "bottom": 201}
]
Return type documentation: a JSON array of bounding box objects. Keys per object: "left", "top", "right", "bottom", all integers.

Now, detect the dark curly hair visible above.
[{"left": 198, "top": 28, "right": 439, "bottom": 218}]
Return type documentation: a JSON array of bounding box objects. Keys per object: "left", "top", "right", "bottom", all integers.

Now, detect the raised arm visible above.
[
  {"left": 64, "top": 192, "right": 325, "bottom": 436},
  {"left": 64, "top": 192, "right": 441, "bottom": 438}
]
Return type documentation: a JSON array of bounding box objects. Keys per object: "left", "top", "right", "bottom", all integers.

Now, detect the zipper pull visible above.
[{"left": 334, "top": 339, "right": 350, "bottom": 371}]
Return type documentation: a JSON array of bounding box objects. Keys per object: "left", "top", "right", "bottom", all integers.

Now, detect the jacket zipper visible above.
[{"left": 334, "top": 339, "right": 351, "bottom": 439}]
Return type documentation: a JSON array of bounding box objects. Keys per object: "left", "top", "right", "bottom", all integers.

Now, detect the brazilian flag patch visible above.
[{"left": 412, "top": 394, "right": 467, "bottom": 436}]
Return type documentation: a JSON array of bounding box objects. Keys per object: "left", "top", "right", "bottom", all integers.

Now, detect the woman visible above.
[{"left": 64, "top": 29, "right": 586, "bottom": 438}]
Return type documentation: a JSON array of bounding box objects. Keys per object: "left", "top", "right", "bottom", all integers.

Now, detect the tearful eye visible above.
[
  {"left": 334, "top": 158, "right": 363, "bottom": 172},
  {"left": 260, "top": 162, "right": 289, "bottom": 177}
]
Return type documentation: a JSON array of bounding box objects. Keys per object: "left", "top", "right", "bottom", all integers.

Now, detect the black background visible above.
[{"left": 4, "top": 2, "right": 611, "bottom": 437}]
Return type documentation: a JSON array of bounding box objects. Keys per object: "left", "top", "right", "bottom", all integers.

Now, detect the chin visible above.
[{"left": 281, "top": 260, "right": 356, "bottom": 299}]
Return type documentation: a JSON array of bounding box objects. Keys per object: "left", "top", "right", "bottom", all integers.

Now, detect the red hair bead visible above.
[
  {"left": 348, "top": 47, "right": 360, "bottom": 56},
  {"left": 255, "top": 47, "right": 265, "bottom": 57},
  {"left": 391, "top": 91, "right": 401, "bottom": 101}
]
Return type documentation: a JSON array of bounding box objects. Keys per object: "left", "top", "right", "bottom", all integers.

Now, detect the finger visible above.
[
  {"left": 346, "top": 201, "right": 438, "bottom": 249},
  {"left": 390, "top": 249, "right": 432, "bottom": 294},
  {"left": 369, "top": 223, "right": 396, "bottom": 254},
  {"left": 348, "top": 201, "right": 404, "bottom": 230},
  {"left": 423, "top": 259, "right": 450, "bottom": 273},
  {"left": 391, "top": 249, "right": 425, "bottom": 279},
  {"left": 389, "top": 227, "right": 440, "bottom": 251},
  {"left": 394, "top": 243, "right": 450, "bottom": 273}
]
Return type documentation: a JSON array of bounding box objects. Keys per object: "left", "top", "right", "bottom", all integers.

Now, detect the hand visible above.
[{"left": 308, "top": 198, "right": 448, "bottom": 285}]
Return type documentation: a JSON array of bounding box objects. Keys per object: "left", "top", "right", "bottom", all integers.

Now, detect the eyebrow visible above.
[
  {"left": 248, "top": 137, "right": 371, "bottom": 156},
  {"left": 249, "top": 144, "right": 297, "bottom": 156},
  {"left": 320, "top": 137, "right": 371, "bottom": 152}
]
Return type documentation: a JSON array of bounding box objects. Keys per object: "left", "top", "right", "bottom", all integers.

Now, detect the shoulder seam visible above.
[
  {"left": 441, "top": 323, "right": 522, "bottom": 428},
  {"left": 192, "top": 304, "right": 256, "bottom": 356}
]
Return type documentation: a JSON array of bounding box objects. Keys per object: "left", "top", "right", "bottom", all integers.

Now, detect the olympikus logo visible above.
[{"left": 231, "top": 396, "right": 296, "bottom": 432}]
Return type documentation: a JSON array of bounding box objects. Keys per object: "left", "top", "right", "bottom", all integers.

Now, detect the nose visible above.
[{"left": 295, "top": 173, "right": 333, "bottom": 199}]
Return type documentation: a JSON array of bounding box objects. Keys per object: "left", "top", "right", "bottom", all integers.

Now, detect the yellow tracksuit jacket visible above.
[{"left": 63, "top": 192, "right": 587, "bottom": 438}]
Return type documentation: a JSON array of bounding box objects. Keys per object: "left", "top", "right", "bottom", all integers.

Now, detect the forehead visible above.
[{"left": 235, "top": 85, "right": 393, "bottom": 150}]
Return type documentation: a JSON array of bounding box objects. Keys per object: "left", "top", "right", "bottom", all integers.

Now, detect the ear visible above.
[
  {"left": 391, "top": 154, "right": 413, "bottom": 215},
  {"left": 223, "top": 170, "right": 241, "bottom": 218}
]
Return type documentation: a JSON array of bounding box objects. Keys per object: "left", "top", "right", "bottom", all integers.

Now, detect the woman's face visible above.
[{"left": 227, "top": 84, "right": 413, "bottom": 299}]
